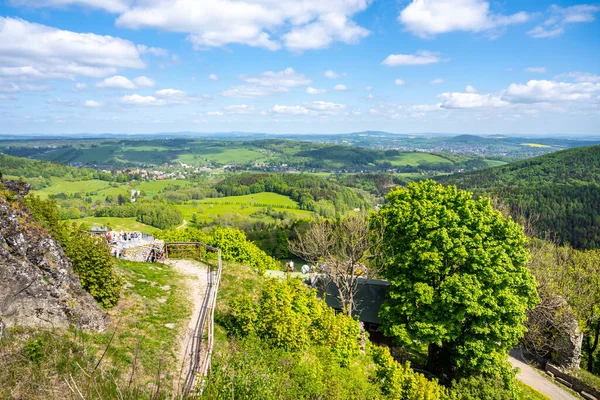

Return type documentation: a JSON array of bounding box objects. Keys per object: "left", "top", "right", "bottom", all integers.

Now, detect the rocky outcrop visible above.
[
  {"left": 0, "top": 176, "right": 107, "bottom": 331},
  {"left": 523, "top": 294, "right": 583, "bottom": 369}
]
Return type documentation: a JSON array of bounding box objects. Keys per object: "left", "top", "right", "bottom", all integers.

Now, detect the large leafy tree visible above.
[{"left": 376, "top": 180, "right": 538, "bottom": 381}]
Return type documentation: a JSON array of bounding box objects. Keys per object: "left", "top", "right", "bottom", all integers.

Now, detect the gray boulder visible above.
[{"left": 0, "top": 178, "right": 107, "bottom": 331}]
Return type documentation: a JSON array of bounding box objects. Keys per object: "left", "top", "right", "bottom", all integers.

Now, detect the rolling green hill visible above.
[{"left": 438, "top": 145, "right": 600, "bottom": 249}]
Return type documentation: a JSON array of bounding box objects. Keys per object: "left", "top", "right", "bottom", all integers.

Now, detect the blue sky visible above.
[{"left": 0, "top": 0, "right": 599, "bottom": 136}]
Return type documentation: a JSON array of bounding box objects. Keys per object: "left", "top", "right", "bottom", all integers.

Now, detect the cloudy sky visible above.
[{"left": 1, "top": 0, "right": 599, "bottom": 136}]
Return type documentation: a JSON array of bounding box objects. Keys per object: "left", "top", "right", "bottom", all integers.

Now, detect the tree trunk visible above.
[
  {"left": 587, "top": 320, "right": 600, "bottom": 372},
  {"left": 427, "top": 343, "right": 440, "bottom": 374}
]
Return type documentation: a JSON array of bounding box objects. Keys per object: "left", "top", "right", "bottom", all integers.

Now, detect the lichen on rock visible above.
[{"left": 0, "top": 176, "right": 107, "bottom": 332}]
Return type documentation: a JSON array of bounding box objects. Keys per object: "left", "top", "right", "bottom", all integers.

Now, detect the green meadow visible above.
[
  {"left": 34, "top": 178, "right": 112, "bottom": 198},
  {"left": 386, "top": 152, "right": 452, "bottom": 166}
]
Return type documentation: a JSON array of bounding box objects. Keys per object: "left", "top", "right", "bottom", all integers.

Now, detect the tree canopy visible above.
[{"left": 376, "top": 180, "right": 539, "bottom": 383}]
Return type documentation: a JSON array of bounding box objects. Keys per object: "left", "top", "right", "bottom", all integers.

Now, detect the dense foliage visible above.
[
  {"left": 206, "top": 277, "right": 448, "bottom": 399},
  {"left": 0, "top": 153, "right": 134, "bottom": 189},
  {"left": 438, "top": 145, "right": 600, "bottom": 249},
  {"left": 216, "top": 173, "right": 369, "bottom": 216},
  {"left": 23, "top": 195, "right": 122, "bottom": 308},
  {"left": 527, "top": 240, "right": 600, "bottom": 373},
  {"left": 157, "top": 227, "right": 278, "bottom": 274},
  {"left": 61, "top": 226, "right": 123, "bottom": 308},
  {"left": 376, "top": 180, "right": 538, "bottom": 386},
  {"left": 94, "top": 202, "right": 183, "bottom": 229},
  {"left": 227, "top": 278, "right": 362, "bottom": 362}
]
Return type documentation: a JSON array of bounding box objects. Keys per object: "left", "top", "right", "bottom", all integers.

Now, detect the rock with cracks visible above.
[{"left": 0, "top": 176, "right": 108, "bottom": 332}]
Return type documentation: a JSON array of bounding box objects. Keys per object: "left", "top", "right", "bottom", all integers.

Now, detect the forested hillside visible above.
[
  {"left": 438, "top": 145, "right": 600, "bottom": 249},
  {"left": 216, "top": 173, "right": 370, "bottom": 215}
]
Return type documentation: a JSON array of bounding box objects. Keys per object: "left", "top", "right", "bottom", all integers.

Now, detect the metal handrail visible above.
[{"left": 164, "top": 242, "right": 222, "bottom": 398}]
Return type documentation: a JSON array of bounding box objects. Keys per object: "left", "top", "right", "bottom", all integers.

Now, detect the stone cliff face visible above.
[{"left": 0, "top": 176, "right": 107, "bottom": 331}]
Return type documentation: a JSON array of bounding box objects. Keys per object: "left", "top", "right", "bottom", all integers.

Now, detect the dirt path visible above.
[
  {"left": 176, "top": 219, "right": 188, "bottom": 230},
  {"left": 165, "top": 259, "right": 208, "bottom": 397},
  {"left": 509, "top": 350, "right": 579, "bottom": 400}
]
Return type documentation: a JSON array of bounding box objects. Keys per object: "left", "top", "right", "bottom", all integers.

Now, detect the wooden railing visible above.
[{"left": 164, "top": 242, "right": 223, "bottom": 398}]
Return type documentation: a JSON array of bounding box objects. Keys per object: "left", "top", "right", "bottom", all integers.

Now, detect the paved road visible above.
[{"left": 509, "top": 349, "right": 579, "bottom": 400}]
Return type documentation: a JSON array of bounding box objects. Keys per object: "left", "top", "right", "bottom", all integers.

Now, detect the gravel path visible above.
[
  {"left": 166, "top": 259, "right": 209, "bottom": 396},
  {"left": 509, "top": 349, "right": 579, "bottom": 400}
]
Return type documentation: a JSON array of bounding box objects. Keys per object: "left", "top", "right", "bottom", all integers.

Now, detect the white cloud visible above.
[
  {"left": 209, "top": 74, "right": 218, "bottom": 81},
  {"left": 399, "top": 0, "right": 530, "bottom": 38},
  {"left": 240, "top": 68, "right": 311, "bottom": 87},
  {"left": 305, "top": 101, "right": 345, "bottom": 112},
  {"left": 96, "top": 75, "right": 136, "bottom": 89},
  {"left": 206, "top": 111, "right": 224, "bottom": 116},
  {"left": 0, "top": 17, "right": 146, "bottom": 81},
  {"left": 221, "top": 85, "right": 289, "bottom": 98},
  {"left": 525, "top": 67, "right": 547, "bottom": 73},
  {"left": 435, "top": 77, "right": 600, "bottom": 110},
  {"left": 155, "top": 88, "right": 186, "bottom": 97},
  {"left": 271, "top": 101, "right": 346, "bottom": 116},
  {"left": 136, "top": 44, "right": 169, "bottom": 56},
  {"left": 333, "top": 84, "right": 347, "bottom": 91},
  {"left": 84, "top": 99, "right": 103, "bottom": 107},
  {"left": 282, "top": 13, "right": 370, "bottom": 51},
  {"left": 96, "top": 75, "right": 155, "bottom": 89},
  {"left": 555, "top": 72, "right": 600, "bottom": 83},
  {"left": 119, "top": 88, "right": 198, "bottom": 106},
  {"left": 395, "top": 79, "right": 406, "bottom": 86},
  {"left": 223, "top": 68, "right": 310, "bottom": 98},
  {"left": 439, "top": 92, "right": 509, "bottom": 109},
  {"left": 324, "top": 70, "right": 340, "bottom": 79},
  {"left": 10, "top": 0, "right": 130, "bottom": 13},
  {"left": 306, "top": 87, "right": 327, "bottom": 94},
  {"left": 365, "top": 86, "right": 372, "bottom": 91},
  {"left": 120, "top": 94, "right": 165, "bottom": 106},
  {"left": 74, "top": 82, "right": 87, "bottom": 91},
  {"left": 92, "top": 0, "right": 372, "bottom": 51},
  {"left": 503, "top": 80, "right": 600, "bottom": 103},
  {"left": 527, "top": 26, "right": 564, "bottom": 38},
  {"left": 224, "top": 104, "right": 253, "bottom": 114},
  {"left": 528, "top": 4, "right": 600, "bottom": 38},
  {"left": 382, "top": 51, "right": 444, "bottom": 66},
  {"left": 272, "top": 105, "right": 310, "bottom": 116},
  {"left": 430, "top": 78, "right": 445, "bottom": 84},
  {"left": 0, "top": 81, "right": 51, "bottom": 92},
  {"left": 133, "top": 76, "right": 155, "bottom": 88}
]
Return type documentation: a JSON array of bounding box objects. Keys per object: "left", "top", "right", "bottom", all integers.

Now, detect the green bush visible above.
[
  {"left": 157, "top": 227, "right": 278, "bottom": 274},
  {"left": 450, "top": 375, "right": 513, "bottom": 400},
  {"left": 204, "top": 337, "right": 378, "bottom": 400},
  {"left": 371, "top": 345, "right": 448, "bottom": 400},
  {"left": 24, "top": 195, "right": 122, "bottom": 308},
  {"left": 62, "top": 226, "right": 123, "bottom": 308},
  {"left": 227, "top": 278, "right": 362, "bottom": 364}
]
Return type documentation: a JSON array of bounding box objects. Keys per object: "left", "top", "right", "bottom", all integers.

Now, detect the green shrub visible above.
[
  {"left": 371, "top": 345, "right": 448, "bottom": 400},
  {"left": 24, "top": 195, "right": 122, "bottom": 308},
  {"left": 157, "top": 227, "right": 278, "bottom": 274},
  {"left": 203, "top": 337, "right": 379, "bottom": 400},
  {"left": 228, "top": 278, "right": 362, "bottom": 364},
  {"left": 23, "top": 339, "right": 44, "bottom": 364},
  {"left": 450, "top": 375, "right": 513, "bottom": 400},
  {"left": 63, "top": 226, "right": 123, "bottom": 308}
]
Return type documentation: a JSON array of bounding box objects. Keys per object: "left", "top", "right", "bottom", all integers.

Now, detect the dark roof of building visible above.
[{"left": 316, "top": 277, "right": 390, "bottom": 324}]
